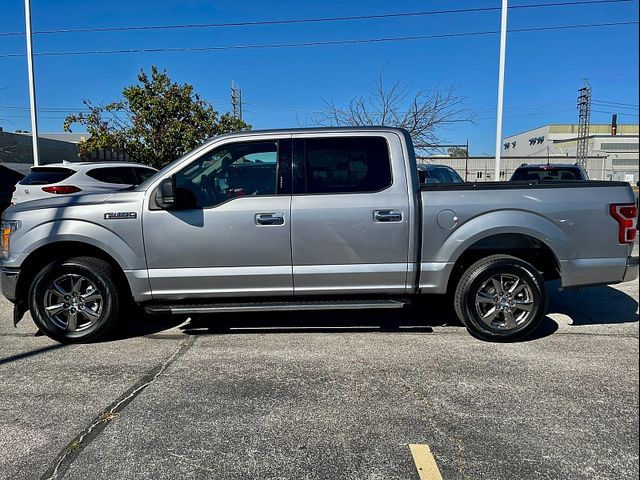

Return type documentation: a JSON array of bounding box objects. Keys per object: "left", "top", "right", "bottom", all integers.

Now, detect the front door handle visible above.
[
  {"left": 255, "top": 212, "right": 285, "bottom": 226},
  {"left": 373, "top": 209, "right": 403, "bottom": 222}
]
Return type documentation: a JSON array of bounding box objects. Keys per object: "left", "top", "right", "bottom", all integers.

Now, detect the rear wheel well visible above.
[
  {"left": 15, "top": 242, "right": 132, "bottom": 306},
  {"left": 447, "top": 234, "right": 561, "bottom": 294}
]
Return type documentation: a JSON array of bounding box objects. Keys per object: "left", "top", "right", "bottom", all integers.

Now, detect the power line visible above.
[
  {"left": 0, "top": 0, "right": 633, "bottom": 37},
  {"left": 0, "top": 20, "right": 636, "bottom": 59},
  {"left": 592, "top": 100, "right": 639, "bottom": 109},
  {"left": 592, "top": 110, "right": 639, "bottom": 117}
]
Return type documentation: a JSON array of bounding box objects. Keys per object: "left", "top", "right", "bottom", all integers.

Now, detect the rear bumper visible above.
[
  {"left": 0, "top": 267, "right": 19, "bottom": 303},
  {"left": 623, "top": 256, "right": 639, "bottom": 283}
]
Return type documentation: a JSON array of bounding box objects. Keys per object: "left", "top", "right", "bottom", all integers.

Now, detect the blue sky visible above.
[{"left": 0, "top": 0, "right": 638, "bottom": 155}]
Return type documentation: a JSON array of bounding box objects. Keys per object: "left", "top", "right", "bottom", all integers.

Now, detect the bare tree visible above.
[{"left": 315, "top": 75, "right": 474, "bottom": 152}]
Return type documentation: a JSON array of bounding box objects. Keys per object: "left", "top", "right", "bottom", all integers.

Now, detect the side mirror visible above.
[{"left": 155, "top": 177, "right": 176, "bottom": 209}]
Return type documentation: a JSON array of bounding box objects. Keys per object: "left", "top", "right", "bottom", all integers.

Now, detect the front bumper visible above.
[
  {"left": 623, "top": 256, "right": 639, "bottom": 283},
  {"left": 0, "top": 267, "right": 19, "bottom": 303}
]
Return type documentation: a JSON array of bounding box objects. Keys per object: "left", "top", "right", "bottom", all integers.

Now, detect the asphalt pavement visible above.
[{"left": 0, "top": 259, "right": 638, "bottom": 479}]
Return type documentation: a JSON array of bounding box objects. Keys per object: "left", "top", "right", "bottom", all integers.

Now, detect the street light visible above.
[
  {"left": 24, "top": 0, "right": 40, "bottom": 166},
  {"left": 493, "top": 0, "right": 508, "bottom": 181}
]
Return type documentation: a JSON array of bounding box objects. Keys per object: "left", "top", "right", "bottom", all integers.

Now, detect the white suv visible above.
[{"left": 11, "top": 162, "right": 158, "bottom": 205}]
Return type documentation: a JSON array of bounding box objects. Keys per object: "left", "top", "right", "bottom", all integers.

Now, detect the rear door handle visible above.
[
  {"left": 373, "top": 210, "right": 403, "bottom": 222},
  {"left": 255, "top": 212, "right": 285, "bottom": 226}
]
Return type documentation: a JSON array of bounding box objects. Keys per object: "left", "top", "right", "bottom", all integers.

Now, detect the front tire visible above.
[
  {"left": 29, "top": 256, "right": 123, "bottom": 343},
  {"left": 454, "top": 255, "right": 548, "bottom": 342}
]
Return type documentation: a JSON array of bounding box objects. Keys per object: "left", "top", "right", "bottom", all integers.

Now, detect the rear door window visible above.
[
  {"left": 20, "top": 168, "right": 75, "bottom": 185},
  {"left": 86, "top": 167, "right": 138, "bottom": 185},
  {"left": 301, "top": 137, "right": 392, "bottom": 194},
  {"left": 447, "top": 168, "right": 464, "bottom": 183}
]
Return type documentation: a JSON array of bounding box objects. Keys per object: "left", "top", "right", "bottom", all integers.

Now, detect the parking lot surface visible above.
[{"left": 0, "top": 261, "right": 638, "bottom": 479}]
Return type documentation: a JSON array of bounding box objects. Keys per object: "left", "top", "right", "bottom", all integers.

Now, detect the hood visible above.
[{"left": 3, "top": 190, "right": 144, "bottom": 217}]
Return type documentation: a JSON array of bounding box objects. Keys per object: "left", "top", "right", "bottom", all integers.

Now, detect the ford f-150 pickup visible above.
[{"left": 1, "top": 127, "right": 638, "bottom": 343}]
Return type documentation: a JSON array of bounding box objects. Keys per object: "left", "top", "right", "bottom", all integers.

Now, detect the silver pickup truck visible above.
[{"left": 1, "top": 127, "right": 638, "bottom": 343}]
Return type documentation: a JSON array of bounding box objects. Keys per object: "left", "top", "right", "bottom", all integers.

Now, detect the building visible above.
[
  {"left": 502, "top": 124, "right": 639, "bottom": 182},
  {"left": 0, "top": 129, "right": 127, "bottom": 175}
]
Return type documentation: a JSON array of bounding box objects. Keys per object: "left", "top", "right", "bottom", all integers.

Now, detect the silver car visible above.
[{"left": 11, "top": 162, "right": 158, "bottom": 204}]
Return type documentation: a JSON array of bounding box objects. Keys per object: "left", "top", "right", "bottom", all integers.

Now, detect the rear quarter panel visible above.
[{"left": 419, "top": 183, "right": 635, "bottom": 292}]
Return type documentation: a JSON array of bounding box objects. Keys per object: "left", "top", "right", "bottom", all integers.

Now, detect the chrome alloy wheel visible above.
[
  {"left": 474, "top": 273, "right": 535, "bottom": 331},
  {"left": 43, "top": 274, "right": 103, "bottom": 332}
]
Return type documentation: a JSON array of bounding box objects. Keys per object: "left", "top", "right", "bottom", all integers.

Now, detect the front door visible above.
[
  {"left": 143, "top": 137, "right": 293, "bottom": 300},
  {"left": 290, "top": 133, "right": 411, "bottom": 295}
]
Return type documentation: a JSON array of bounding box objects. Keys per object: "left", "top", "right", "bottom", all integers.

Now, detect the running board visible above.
[{"left": 144, "top": 299, "right": 408, "bottom": 315}]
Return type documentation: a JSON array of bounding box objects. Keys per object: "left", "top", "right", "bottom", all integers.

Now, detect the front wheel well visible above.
[
  {"left": 447, "top": 233, "right": 561, "bottom": 294},
  {"left": 15, "top": 242, "right": 132, "bottom": 306}
]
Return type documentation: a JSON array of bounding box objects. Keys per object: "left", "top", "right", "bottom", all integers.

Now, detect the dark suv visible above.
[
  {"left": 417, "top": 164, "right": 464, "bottom": 184},
  {"left": 510, "top": 163, "right": 589, "bottom": 181}
]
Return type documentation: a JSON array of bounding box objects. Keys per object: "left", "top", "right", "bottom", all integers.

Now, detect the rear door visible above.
[{"left": 290, "top": 132, "right": 411, "bottom": 294}]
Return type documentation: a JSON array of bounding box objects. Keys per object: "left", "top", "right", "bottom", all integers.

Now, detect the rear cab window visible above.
[
  {"left": 20, "top": 168, "right": 75, "bottom": 185},
  {"left": 296, "top": 137, "right": 392, "bottom": 194}
]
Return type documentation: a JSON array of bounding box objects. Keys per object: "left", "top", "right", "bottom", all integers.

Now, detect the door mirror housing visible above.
[{"left": 155, "top": 177, "right": 176, "bottom": 209}]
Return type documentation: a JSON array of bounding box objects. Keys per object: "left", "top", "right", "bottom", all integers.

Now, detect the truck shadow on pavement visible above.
[
  {"left": 547, "top": 281, "right": 639, "bottom": 326},
  {"left": 116, "top": 282, "right": 637, "bottom": 342},
  {"left": 172, "top": 299, "right": 560, "bottom": 341}
]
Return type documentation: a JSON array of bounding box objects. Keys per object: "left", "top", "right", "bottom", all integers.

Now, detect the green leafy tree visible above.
[
  {"left": 64, "top": 66, "right": 250, "bottom": 168},
  {"left": 448, "top": 146, "right": 468, "bottom": 157}
]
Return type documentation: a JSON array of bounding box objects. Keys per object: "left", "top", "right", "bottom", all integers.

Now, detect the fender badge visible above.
[{"left": 104, "top": 212, "right": 137, "bottom": 220}]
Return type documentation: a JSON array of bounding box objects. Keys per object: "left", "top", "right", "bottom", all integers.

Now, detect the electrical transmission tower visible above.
[
  {"left": 576, "top": 80, "right": 592, "bottom": 167},
  {"left": 231, "top": 80, "right": 243, "bottom": 120}
]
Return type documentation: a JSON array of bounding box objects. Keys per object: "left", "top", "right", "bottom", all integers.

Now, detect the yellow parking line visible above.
[{"left": 409, "top": 444, "right": 444, "bottom": 480}]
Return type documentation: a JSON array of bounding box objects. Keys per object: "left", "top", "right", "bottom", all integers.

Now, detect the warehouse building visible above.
[
  {"left": 502, "top": 123, "right": 639, "bottom": 182},
  {"left": 0, "top": 129, "right": 126, "bottom": 175}
]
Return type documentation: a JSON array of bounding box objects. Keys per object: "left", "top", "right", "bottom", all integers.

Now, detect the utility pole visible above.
[
  {"left": 576, "top": 79, "right": 592, "bottom": 167},
  {"left": 493, "top": 0, "right": 508, "bottom": 181},
  {"left": 24, "top": 0, "right": 40, "bottom": 166},
  {"left": 231, "top": 80, "right": 243, "bottom": 121},
  {"left": 465, "top": 139, "right": 469, "bottom": 181}
]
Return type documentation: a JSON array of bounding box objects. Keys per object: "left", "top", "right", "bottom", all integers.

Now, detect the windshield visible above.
[{"left": 511, "top": 167, "right": 585, "bottom": 181}]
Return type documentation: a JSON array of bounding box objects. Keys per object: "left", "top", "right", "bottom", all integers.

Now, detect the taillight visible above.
[
  {"left": 42, "top": 186, "right": 82, "bottom": 194},
  {"left": 610, "top": 203, "right": 638, "bottom": 244}
]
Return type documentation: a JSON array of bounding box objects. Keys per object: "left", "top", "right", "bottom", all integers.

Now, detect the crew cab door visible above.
[
  {"left": 143, "top": 136, "right": 293, "bottom": 299},
  {"left": 290, "top": 133, "right": 411, "bottom": 294}
]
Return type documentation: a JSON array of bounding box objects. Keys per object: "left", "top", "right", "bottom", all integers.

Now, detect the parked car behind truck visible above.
[
  {"left": 1, "top": 127, "right": 638, "bottom": 343},
  {"left": 11, "top": 162, "right": 158, "bottom": 205}
]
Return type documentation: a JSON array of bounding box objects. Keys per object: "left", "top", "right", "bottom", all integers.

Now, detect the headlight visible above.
[{"left": 1, "top": 220, "right": 20, "bottom": 260}]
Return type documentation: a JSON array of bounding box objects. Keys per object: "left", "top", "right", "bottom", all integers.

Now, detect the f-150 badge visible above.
[{"left": 104, "top": 212, "right": 137, "bottom": 220}]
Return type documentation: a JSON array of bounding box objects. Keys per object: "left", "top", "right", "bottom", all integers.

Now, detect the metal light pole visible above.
[
  {"left": 24, "top": 0, "right": 40, "bottom": 166},
  {"left": 493, "top": 0, "right": 508, "bottom": 181}
]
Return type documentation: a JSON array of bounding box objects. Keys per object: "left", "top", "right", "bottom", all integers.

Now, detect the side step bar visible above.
[{"left": 144, "top": 299, "right": 408, "bottom": 315}]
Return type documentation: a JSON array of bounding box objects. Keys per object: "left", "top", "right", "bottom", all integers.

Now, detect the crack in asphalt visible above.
[
  {"left": 402, "top": 381, "right": 469, "bottom": 479},
  {"left": 39, "top": 335, "right": 196, "bottom": 480}
]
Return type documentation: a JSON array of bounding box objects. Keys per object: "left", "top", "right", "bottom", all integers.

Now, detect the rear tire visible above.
[
  {"left": 454, "top": 255, "right": 548, "bottom": 342},
  {"left": 29, "top": 256, "right": 123, "bottom": 343}
]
